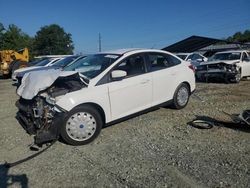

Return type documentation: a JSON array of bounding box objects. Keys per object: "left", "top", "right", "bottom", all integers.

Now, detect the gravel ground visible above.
[{"left": 0, "top": 79, "right": 250, "bottom": 188}]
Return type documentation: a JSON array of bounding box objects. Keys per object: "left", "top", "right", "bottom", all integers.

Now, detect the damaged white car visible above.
[
  {"left": 196, "top": 50, "right": 250, "bottom": 83},
  {"left": 16, "top": 49, "right": 195, "bottom": 146}
]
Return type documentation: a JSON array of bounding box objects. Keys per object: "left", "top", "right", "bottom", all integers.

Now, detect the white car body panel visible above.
[
  {"left": 55, "top": 49, "right": 195, "bottom": 123},
  {"left": 241, "top": 59, "right": 250, "bottom": 77},
  {"left": 108, "top": 73, "right": 152, "bottom": 120},
  {"left": 55, "top": 84, "right": 112, "bottom": 123},
  {"left": 18, "top": 49, "right": 196, "bottom": 124}
]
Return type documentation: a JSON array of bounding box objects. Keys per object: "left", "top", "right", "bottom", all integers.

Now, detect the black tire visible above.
[
  {"left": 11, "top": 61, "right": 27, "bottom": 75},
  {"left": 172, "top": 83, "right": 190, "bottom": 109},
  {"left": 229, "top": 71, "right": 241, "bottom": 83},
  {"left": 60, "top": 105, "right": 103, "bottom": 145}
]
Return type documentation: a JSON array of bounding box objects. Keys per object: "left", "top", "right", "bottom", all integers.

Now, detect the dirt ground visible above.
[{"left": 0, "top": 79, "right": 250, "bottom": 188}]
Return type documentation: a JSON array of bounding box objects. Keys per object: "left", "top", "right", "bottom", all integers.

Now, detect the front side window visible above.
[
  {"left": 242, "top": 52, "right": 248, "bottom": 61},
  {"left": 114, "top": 54, "right": 145, "bottom": 77},
  {"left": 64, "top": 54, "right": 120, "bottom": 79},
  {"left": 148, "top": 53, "right": 181, "bottom": 71}
]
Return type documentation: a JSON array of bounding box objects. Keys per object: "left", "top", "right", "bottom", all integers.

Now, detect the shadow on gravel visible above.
[
  {"left": 190, "top": 115, "right": 250, "bottom": 133},
  {"left": 0, "top": 164, "right": 28, "bottom": 188}
]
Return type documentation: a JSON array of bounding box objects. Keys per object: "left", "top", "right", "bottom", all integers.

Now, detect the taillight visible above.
[{"left": 188, "top": 65, "right": 195, "bottom": 72}]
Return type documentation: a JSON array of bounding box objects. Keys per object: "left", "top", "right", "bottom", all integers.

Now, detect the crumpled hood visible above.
[
  {"left": 200, "top": 60, "right": 239, "bottom": 66},
  {"left": 17, "top": 69, "right": 81, "bottom": 100}
]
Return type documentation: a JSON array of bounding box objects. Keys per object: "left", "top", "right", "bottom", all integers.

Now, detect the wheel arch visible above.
[
  {"left": 181, "top": 81, "right": 191, "bottom": 94},
  {"left": 76, "top": 102, "right": 106, "bottom": 124}
]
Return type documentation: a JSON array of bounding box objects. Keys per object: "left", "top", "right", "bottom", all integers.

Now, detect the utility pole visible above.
[{"left": 98, "top": 33, "right": 102, "bottom": 52}]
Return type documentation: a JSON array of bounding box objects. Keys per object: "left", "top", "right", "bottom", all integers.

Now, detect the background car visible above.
[
  {"left": 12, "top": 57, "right": 62, "bottom": 81},
  {"left": 13, "top": 55, "right": 83, "bottom": 87},
  {"left": 175, "top": 52, "right": 208, "bottom": 68},
  {"left": 196, "top": 50, "right": 250, "bottom": 83}
]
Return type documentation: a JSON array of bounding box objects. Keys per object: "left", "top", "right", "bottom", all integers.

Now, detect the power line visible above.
[{"left": 98, "top": 33, "right": 102, "bottom": 52}]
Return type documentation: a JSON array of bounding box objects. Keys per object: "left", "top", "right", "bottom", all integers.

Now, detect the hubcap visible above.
[
  {"left": 66, "top": 112, "right": 97, "bottom": 141},
  {"left": 177, "top": 87, "right": 189, "bottom": 106},
  {"left": 235, "top": 73, "right": 241, "bottom": 82}
]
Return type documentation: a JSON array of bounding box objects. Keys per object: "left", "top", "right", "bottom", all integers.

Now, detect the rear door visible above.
[
  {"left": 146, "top": 52, "right": 183, "bottom": 106},
  {"left": 108, "top": 54, "right": 153, "bottom": 120}
]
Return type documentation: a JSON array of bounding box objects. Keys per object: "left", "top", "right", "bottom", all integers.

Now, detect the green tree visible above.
[
  {"left": 33, "top": 24, "right": 74, "bottom": 55},
  {"left": 227, "top": 29, "right": 250, "bottom": 43},
  {"left": 0, "top": 24, "right": 33, "bottom": 51}
]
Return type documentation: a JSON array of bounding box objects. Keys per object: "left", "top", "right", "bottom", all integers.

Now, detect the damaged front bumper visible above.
[
  {"left": 16, "top": 97, "right": 66, "bottom": 145},
  {"left": 196, "top": 69, "right": 237, "bottom": 79},
  {"left": 196, "top": 63, "right": 239, "bottom": 81}
]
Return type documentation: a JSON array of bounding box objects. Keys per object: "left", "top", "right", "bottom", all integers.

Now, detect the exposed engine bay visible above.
[
  {"left": 196, "top": 62, "right": 240, "bottom": 82},
  {"left": 16, "top": 73, "right": 87, "bottom": 145}
]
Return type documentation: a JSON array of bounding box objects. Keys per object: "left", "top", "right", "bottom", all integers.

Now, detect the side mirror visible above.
[{"left": 111, "top": 70, "right": 127, "bottom": 80}]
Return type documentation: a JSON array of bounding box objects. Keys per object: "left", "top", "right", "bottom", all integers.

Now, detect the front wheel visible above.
[
  {"left": 60, "top": 105, "right": 103, "bottom": 145},
  {"left": 229, "top": 71, "right": 241, "bottom": 83},
  {"left": 172, "top": 83, "right": 190, "bottom": 109}
]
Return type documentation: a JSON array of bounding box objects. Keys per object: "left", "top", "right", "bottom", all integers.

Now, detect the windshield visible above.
[
  {"left": 176, "top": 54, "right": 187, "bottom": 60},
  {"left": 28, "top": 59, "right": 45, "bottom": 66},
  {"left": 64, "top": 54, "right": 120, "bottom": 79},
  {"left": 52, "top": 56, "right": 79, "bottom": 67},
  {"left": 210, "top": 52, "right": 241, "bottom": 61},
  {"left": 36, "top": 58, "right": 57, "bottom": 66}
]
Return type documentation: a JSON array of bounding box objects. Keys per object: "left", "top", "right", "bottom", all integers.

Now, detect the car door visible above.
[
  {"left": 241, "top": 52, "right": 250, "bottom": 77},
  {"left": 108, "top": 54, "right": 152, "bottom": 121},
  {"left": 146, "top": 52, "right": 182, "bottom": 106}
]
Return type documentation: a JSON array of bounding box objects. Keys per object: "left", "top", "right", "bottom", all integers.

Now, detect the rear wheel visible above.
[
  {"left": 172, "top": 83, "right": 190, "bottom": 109},
  {"left": 60, "top": 105, "right": 103, "bottom": 145}
]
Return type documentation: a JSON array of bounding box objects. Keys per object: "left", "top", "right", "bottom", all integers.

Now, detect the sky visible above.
[{"left": 0, "top": 0, "right": 249, "bottom": 53}]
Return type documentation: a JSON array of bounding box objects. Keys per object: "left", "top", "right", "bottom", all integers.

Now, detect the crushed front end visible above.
[
  {"left": 16, "top": 96, "right": 64, "bottom": 145},
  {"left": 16, "top": 71, "right": 88, "bottom": 145},
  {"left": 196, "top": 62, "right": 240, "bottom": 82}
]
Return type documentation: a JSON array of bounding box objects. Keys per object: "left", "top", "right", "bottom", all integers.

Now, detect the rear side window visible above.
[{"left": 147, "top": 53, "right": 181, "bottom": 71}]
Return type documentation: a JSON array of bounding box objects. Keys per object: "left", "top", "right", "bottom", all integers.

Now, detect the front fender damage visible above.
[{"left": 16, "top": 70, "right": 88, "bottom": 145}]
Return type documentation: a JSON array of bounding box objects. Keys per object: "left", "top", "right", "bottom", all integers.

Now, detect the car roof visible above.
[
  {"left": 99, "top": 48, "right": 144, "bottom": 55},
  {"left": 99, "top": 48, "right": 177, "bottom": 56}
]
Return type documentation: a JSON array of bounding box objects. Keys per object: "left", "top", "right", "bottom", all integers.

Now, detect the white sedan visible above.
[{"left": 17, "top": 49, "right": 196, "bottom": 146}]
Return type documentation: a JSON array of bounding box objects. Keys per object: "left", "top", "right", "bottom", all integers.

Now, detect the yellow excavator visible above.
[{"left": 0, "top": 48, "right": 29, "bottom": 77}]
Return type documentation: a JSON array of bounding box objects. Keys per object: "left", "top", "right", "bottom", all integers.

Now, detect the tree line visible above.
[
  {"left": 0, "top": 22, "right": 249, "bottom": 58},
  {"left": 0, "top": 23, "right": 74, "bottom": 57},
  {"left": 226, "top": 30, "right": 250, "bottom": 43}
]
